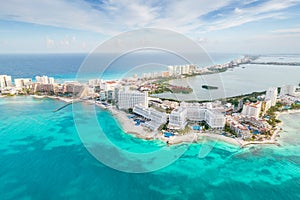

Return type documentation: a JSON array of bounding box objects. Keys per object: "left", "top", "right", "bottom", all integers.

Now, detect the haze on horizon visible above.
[{"left": 0, "top": 0, "right": 300, "bottom": 54}]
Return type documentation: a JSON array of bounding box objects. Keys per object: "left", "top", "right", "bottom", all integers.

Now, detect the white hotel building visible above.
[
  {"left": 242, "top": 101, "right": 262, "bottom": 119},
  {"left": 117, "top": 90, "right": 148, "bottom": 110},
  {"left": 205, "top": 109, "right": 226, "bottom": 129},
  {"left": 14, "top": 78, "right": 33, "bottom": 89},
  {"left": 168, "top": 64, "right": 196, "bottom": 76},
  {"left": 35, "top": 75, "right": 55, "bottom": 84},
  {"left": 133, "top": 105, "right": 167, "bottom": 130},
  {"left": 169, "top": 102, "right": 225, "bottom": 130},
  {"left": 168, "top": 107, "right": 188, "bottom": 130},
  {"left": 0, "top": 75, "right": 13, "bottom": 89},
  {"left": 265, "top": 87, "right": 278, "bottom": 106},
  {"left": 280, "top": 85, "right": 300, "bottom": 97}
]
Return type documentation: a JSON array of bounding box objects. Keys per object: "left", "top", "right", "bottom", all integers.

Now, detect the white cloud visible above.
[
  {"left": 203, "top": 0, "right": 300, "bottom": 32},
  {"left": 1, "top": 0, "right": 300, "bottom": 54},
  {"left": 0, "top": 0, "right": 235, "bottom": 35},
  {"left": 0, "top": 0, "right": 299, "bottom": 35},
  {"left": 272, "top": 27, "right": 300, "bottom": 33}
]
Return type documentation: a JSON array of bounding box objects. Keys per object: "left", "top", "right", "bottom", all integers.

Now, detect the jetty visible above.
[
  {"left": 53, "top": 100, "right": 82, "bottom": 112},
  {"left": 53, "top": 102, "right": 73, "bottom": 112}
]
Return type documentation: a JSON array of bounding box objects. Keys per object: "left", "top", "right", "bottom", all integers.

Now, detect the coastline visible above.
[
  {"left": 104, "top": 106, "right": 300, "bottom": 148},
  {"left": 31, "top": 94, "right": 74, "bottom": 103},
  {"left": 8, "top": 95, "right": 300, "bottom": 148}
]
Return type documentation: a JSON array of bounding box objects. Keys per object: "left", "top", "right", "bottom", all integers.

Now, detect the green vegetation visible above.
[
  {"left": 265, "top": 102, "right": 283, "bottom": 127},
  {"left": 158, "top": 123, "right": 168, "bottom": 131},
  {"left": 4, "top": 93, "right": 16, "bottom": 97},
  {"left": 149, "top": 83, "right": 193, "bottom": 94},
  {"left": 199, "top": 121, "right": 210, "bottom": 130},
  {"left": 291, "top": 103, "right": 300, "bottom": 110},
  {"left": 224, "top": 124, "right": 237, "bottom": 136},
  {"left": 128, "top": 108, "right": 133, "bottom": 114},
  {"left": 225, "top": 91, "right": 265, "bottom": 102}
]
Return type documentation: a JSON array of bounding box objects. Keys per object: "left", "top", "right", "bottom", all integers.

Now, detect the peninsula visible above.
[{"left": 1, "top": 55, "right": 300, "bottom": 148}]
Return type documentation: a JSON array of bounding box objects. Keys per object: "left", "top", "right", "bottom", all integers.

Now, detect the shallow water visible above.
[{"left": 0, "top": 96, "right": 299, "bottom": 199}]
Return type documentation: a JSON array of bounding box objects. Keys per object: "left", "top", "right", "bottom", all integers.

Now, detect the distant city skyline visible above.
[{"left": 0, "top": 0, "right": 300, "bottom": 54}]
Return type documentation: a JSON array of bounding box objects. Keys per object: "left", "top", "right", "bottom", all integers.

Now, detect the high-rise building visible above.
[
  {"left": 35, "top": 75, "right": 55, "bottom": 84},
  {"left": 262, "top": 99, "right": 272, "bottom": 113},
  {"left": 14, "top": 78, "right": 32, "bottom": 89},
  {"left": 180, "top": 102, "right": 225, "bottom": 129},
  {"left": 280, "top": 85, "right": 300, "bottom": 97},
  {"left": 0, "top": 75, "right": 12, "bottom": 89},
  {"left": 265, "top": 87, "right": 278, "bottom": 106},
  {"left": 133, "top": 105, "right": 167, "bottom": 130},
  {"left": 242, "top": 101, "right": 262, "bottom": 118},
  {"left": 205, "top": 109, "right": 226, "bottom": 129},
  {"left": 180, "top": 102, "right": 206, "bottom": 121},
  {"left": 117, "top": 90, "right": 148, "bottom": 110},
  {"left": 169, "top": 107, "right": 188, "bottom": 130}
]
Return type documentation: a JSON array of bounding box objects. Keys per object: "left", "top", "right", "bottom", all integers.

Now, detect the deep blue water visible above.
[{"left": 0, "top": 53, "right": 240, "bottom": 82}]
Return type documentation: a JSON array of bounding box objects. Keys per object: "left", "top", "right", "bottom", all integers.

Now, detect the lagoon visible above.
[{"left": 154, "top": 64, "right": 300, "bottom": 101}]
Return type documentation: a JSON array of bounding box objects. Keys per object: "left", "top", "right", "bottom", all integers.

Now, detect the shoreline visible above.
[
  {"left": 104, "top": 106, "right": 300, "bottom": 148},
  {"left": 5, "top": 95, "right": 300, "bottom": 148},
  {"left": 31, "top": 94, "right": 75, "bottom": 103}
]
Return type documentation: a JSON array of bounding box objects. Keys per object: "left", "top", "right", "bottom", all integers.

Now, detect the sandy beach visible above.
[
  {"left": 106, "top": 106, "right": 158, "bottom": 140},
  {"left": 104, "top": 106, "right": 288, "bottom": 147},
  {"left": 46, "top": 95, "right": 300, "bottom": 148},
  {"left": 31, "top": 94, "right": 74, "bottom": 103}
]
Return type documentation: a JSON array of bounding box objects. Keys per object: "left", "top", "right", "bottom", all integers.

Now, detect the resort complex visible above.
[{"left": 1, "top": 56, "right": 300, "bottom": 147}]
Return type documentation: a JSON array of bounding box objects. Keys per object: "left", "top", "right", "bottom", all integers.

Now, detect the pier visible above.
[
  {"left": 53, "top": 102, "right": 73, "bottom": 112},
  {"left": 53, "top": 100, "right": 82, "bottom": 112}
]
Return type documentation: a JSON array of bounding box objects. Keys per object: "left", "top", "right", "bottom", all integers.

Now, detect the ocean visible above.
[
  {"left": 0, "top": 53, "right": 300, "bottom": 199},
  {"left": 0, "top": 52, "right": 240, "bottom": 82},
  {"left": 0, "top": 96, "right": 299, "bottom": 199}
]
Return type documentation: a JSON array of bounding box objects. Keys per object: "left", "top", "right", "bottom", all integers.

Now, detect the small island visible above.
[{"left": 202, "top": 85, "right": 218, "bottom": 90}]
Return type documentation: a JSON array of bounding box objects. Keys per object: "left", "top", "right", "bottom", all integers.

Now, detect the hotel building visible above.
[
  {"left": 261, "top": 99, "right": 272, "bottom": 113},
  {"left": 168, "top": 107, "right": 188, "bottom": 130},
  {"left": 180, "top": 102, "right": 225, "bottom": 130},
  {"left": 0, "top": 75, "right": 13, "bottom": 89},
  {"left": 265, "top": 87, "right": 278, "bottom": 106},
  {"left": 205, "top": 109, "right": 226, "bottom": 129},
  {"left": 133, "top": 105, "right": 167, "bottom": 130},
  {"left": 117, "top": 90, "right": 148, "bottom": 110},
  {"left": 35, "top": 75, "right": 55, "bottom": 84},
  {"left": 280, "top": 85, "right": 300, "bottom": 97},
  {"left": 14, "top": 78, "right": 33, "bottom": 89},
  {"left": 168, "top": 64, "right": 196, "bottom": 76},
  {"left": 242, "top": 101, "right": 262, "bottom": 118}
]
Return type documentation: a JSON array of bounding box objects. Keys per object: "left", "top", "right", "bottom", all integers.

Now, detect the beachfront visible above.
[{"left": 100, "top": 101, "right": 300, "bottom": 148}]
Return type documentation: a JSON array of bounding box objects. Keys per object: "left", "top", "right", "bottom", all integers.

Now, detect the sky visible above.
[{"left": 0, "top": 0, "right": 300, "bottom": 54}]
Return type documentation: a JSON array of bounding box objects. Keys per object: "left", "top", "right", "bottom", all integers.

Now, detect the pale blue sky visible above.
[{"left": 0, "top": 0, "right": 300, "bottom": 54}]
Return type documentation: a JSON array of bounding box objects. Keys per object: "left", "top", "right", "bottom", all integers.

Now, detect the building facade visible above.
[
  {"left": 168, "top": 107, "right": 188, "bottom": 130},
  {"left": 35, "top": 75, "right": 54, "bottom": 84},
  {"left": 117, "top": 91, "right": 148, "bottom": 110},
  {"left": 14, "top": 78, "right": 32, "bottom": 89},
  {"left": 0, "top": 75, "right": 12, "bottom": 89},
  {"left": 133, "top": 105, "right": 167, "bottom": 130},
  {"left": 242, "top": 101, "right": 262, "bottom": 118},
  {"left": 265, "top": 87, "right": 278, "bottom": 106}
]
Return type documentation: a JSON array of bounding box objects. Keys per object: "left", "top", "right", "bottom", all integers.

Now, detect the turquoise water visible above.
[{"left": 0, "top": 96, "right": 300, "bottom": 199}]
